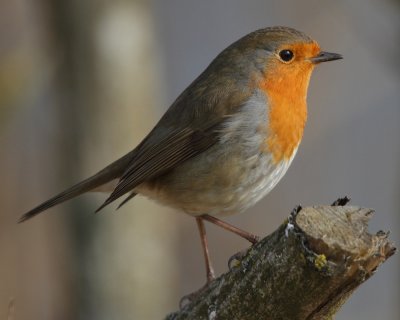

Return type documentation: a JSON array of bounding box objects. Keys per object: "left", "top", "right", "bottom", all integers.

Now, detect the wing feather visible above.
[{"left": 96, "top": 124, "right": 220, "bottom": 211}]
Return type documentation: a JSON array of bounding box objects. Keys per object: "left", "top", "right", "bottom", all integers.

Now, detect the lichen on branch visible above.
[{"left": 166, "top": 203, "right": 396, "bottom": 320}]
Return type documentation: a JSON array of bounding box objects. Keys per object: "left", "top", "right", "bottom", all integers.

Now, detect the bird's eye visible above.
[{"left": 279, "top": 49, "right": 294, "bottom": 62}]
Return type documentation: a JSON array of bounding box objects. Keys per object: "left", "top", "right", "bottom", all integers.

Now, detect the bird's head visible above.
[{"left": 225, "top": 26, "right": 342, "bottom": 162}]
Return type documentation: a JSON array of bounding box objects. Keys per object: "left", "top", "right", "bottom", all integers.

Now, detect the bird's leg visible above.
[
  {"left": 196, "top": 217, "right": 215, "bottom": 282},
  {"left": 201, "top": 214, "right": 260, "bottom": 244},
  {"left": 179, "top": 219, "right": 214, "bottom": 309},
  {"left": 181, "top": 216, "right": 258, "bottom": 308}
]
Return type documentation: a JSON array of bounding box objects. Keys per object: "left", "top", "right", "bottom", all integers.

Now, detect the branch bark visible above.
[{"left": 166, "top": 202, "right": 396, "bottom": 320}]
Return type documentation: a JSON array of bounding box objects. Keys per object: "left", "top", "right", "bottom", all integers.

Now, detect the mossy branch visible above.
[{"left": 166, "top": 200, "right": 396, "bottom": 320}]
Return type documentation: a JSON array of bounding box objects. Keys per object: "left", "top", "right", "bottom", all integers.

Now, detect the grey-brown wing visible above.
[{"left": 95, "top": 123, "right": 221, "bottom": 211}]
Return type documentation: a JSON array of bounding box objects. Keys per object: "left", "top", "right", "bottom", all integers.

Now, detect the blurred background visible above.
[{"left": 1, "top": 0, "right": 399, "bottom": 319}]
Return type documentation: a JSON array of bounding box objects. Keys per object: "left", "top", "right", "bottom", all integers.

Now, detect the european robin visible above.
[{"left": 20, "top": 26, "right": 342, "bottom": 281}]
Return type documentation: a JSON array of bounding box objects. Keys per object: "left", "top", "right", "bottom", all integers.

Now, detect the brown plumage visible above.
[{"left": 20, "top": 26, "right": 342, "bottom": 281}]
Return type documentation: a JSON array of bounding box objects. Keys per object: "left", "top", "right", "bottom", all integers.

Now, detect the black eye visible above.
[{"left": 279, "top": 49, "right": 294, "bottom": 62}]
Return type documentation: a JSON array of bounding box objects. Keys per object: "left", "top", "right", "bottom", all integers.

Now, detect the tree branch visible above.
[{"left": 166, "top": 202, "right": 396, "bottom": 320}]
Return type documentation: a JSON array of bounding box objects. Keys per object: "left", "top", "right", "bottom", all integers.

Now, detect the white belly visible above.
[
  {"left": 216, "top": 151, "right": 295, "bottom": 215},
  {"left": 136, "top": 90, "right": 298, "bottom": 216}
]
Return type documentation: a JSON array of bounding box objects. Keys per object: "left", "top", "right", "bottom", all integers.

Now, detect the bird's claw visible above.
[
  {"left": 179, "top": 282, "right": 210, "bottom": 310},
  {"left": 228, "top": 249, "right": 249, "bottom": 270}
]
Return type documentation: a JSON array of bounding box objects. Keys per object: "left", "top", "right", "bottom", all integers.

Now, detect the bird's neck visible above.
[{"left": 259, "top": 65, "right": 313, "bottom": 163}]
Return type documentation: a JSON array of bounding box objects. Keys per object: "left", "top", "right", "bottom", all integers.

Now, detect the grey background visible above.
[{"left": 0, "top": 0, "right": 398, "bottom": 319}]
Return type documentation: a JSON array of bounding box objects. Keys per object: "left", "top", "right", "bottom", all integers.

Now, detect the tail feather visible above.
[
  {"left": 19, "top": 175, "right": 111, "bottom": 223},
  {"left": 117, "top": 192, "right": 137, "bottom": 210},
  {"left": 19, "top": 150, "right": 136, "bottom": 222}
]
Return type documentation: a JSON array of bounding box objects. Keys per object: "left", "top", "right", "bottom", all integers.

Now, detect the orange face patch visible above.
[{"left": 259, "top": 41, "right": 320, "bottom": 163}]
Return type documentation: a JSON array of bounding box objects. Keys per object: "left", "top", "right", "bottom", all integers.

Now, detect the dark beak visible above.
[{"left": 310, "top": 51, "right": 343, "bottom": 64}]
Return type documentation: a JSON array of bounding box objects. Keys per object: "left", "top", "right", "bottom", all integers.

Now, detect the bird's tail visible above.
[{"left": 19, "top": 150, "right": 135, "bottom": 223}]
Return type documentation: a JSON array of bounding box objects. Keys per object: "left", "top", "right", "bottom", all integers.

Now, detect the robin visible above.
[{"left": 20, "top": 26, "right": 342, "bottom": 282}]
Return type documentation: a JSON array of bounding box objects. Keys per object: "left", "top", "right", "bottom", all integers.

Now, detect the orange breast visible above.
[{"left": 259, "top": 60, "right": 314, "bottom": 163}]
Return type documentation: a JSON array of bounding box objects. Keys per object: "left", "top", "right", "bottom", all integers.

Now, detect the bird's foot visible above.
[
  {"left": 179, "top": 281, "right": 212, "bottom": 310},
  {"left": 228, "top": 249, "right": 249, "bottom": 270}
]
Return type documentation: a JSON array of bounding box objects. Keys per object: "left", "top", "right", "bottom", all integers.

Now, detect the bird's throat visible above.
[{"left": 259, "top": 64, "right": 312, "bottom": 163}]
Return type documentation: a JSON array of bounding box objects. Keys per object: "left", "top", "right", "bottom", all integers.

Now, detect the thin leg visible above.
[
  {"left": 196, "top": 217, "right": 215, "bottom": 282},
  {"left": 201, "top": 214, "right": 260, "bottom": 244}
]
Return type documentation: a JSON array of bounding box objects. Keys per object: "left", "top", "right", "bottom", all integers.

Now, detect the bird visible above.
[{"left": 20, "top": 26, "right": 342, "bottom": 282}]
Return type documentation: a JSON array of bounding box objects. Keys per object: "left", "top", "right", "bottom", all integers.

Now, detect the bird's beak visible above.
[{"left": 310, "top": 51, "right": 343, "bottom": 64}]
